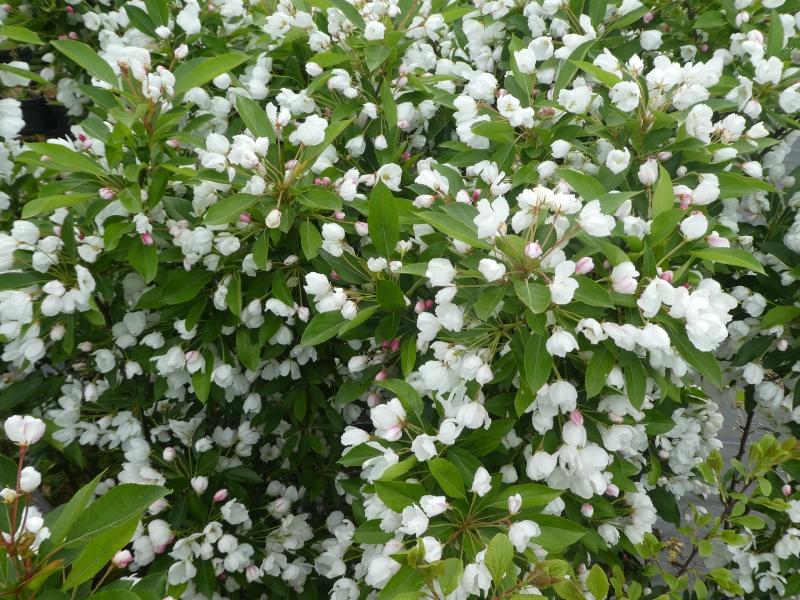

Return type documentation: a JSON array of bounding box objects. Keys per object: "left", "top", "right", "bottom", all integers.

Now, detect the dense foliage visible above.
[{"left": 1, "top": 0, "right": 800, "bottom": 598}]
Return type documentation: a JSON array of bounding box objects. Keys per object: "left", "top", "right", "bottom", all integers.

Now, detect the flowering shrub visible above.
[{"left": 1, "top": 0, "right": 800, "bottom": 598}]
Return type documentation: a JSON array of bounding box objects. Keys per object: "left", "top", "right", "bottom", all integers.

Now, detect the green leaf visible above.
[
  {"left": 0, "top": 25, "right": 43, "bottom": 44},
  {"left": 514, "top": 280, "right": 550, "bottom": 314},
  {"left": 125, "top": 5, "right": 159, "bottom": 38},
  {"left": 620, "top": 352, "right": 646, "bottom": 410},
  {"left": 20, "top": 193, "right": 94, "bottom": 219},
  {"left": 52, "top": 40, "right": 118, "bottom": 87},
  {"left": 532, "top": 515, "right": 587, "bottom": 551},
  {"left": 574, "top": 276, "right": 614, "bottom": 308},
  {"left": 440, "top": 558, "right": 464, "bottom": 595},
  {"left": 401, "top": 335, "right": 416, "bottom": 377},
  {"left": 374, "top": 480, "right": 426, "bottom": 512},
  {"left": 27, "top": 143, "right": 107, "bottom": 177},
  {"left": 204, "top": 193, "right": 259, "bottom": 225},
  {"left": 587, "top": 565, "right": 609, "bottom": 600},
  {"left": 484, "top": 533, "right": 514, "bottom": 583},
  {"left": 377, "top": 566, "right": 424, "bottom": 600},
  {"left": 418, "top": 207, "right": 491, "bottom": 250},
  {"left": 554, "top": 39, "right": 594, "bottom": 93},
  {"left": 760, "top": 305, "right": 800, "bottom": 329},
  {"left": 173, "top": 53, "right": 250, "bottom": 95},
  {"left": 44, "top": 475, "right": 103, "bottom": 549},
  {"left": 571, "top": 60, "right": 621, "bottom": 87},
  {"left": 235, "top": 95, "right": 274, "bottom": 140},
  {"left": 558, "top": 168, "right": 605, "bottom": 200},
  {"left": 0, "top": 272, "right": 49, "bottom": 291},
  {"left": 0, "top": 63, "right": 48, "bottom": 85},
  {"left": 66, "top": 484, "right": 169, "bottom": 545},
  {"left": 585, "top": 346, "right": 615, "bottom": 399},
  {"left": 376, "top": 279, "right": 406, "bottom": 312},
  {"left": 300, "top": 220, "right": 322, "bottom": 259},
  {"left": 301, "top": 311, "right": 345, "bottom": 346},
  {"left": 651, "top": 165, "right": 673, "bottom": 218},
  {"left": 767, "top": 10, "right": 785, "bottom": 57},
  {"left": 428, "top": 458, "right": 466, "bottom": 499},
  {"left": 128, "top": 239, "right": 158, "bottom": 283},
  {"left": 369, "top": 182, "right": 400, "bottom": 258},
  {"left": 487, "top": 483, "right": 561, "bottom": 510},
  {"left": 298, "top": 188, "right": 342, "bottom": 212},
  {"left": 376, "top": 379, "right": 423, "bottom": 418},
  {"left": 693, "top": 248, "right": 765, "bottom": 274},
  {"left": 63, "top": 515, "right": 139, "bottom": 589},
  {"left": 472, "top": 120, "right": 515, "bottom": 142},
  {"left": 523, "top": 334, "right": 551, "bottom": 395}
]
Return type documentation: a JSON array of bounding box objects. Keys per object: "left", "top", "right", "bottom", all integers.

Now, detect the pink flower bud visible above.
[
  {"left": 414, "top": 300, "right": 427, "bottom": 314},
  {"left": 606, "top": 484, "right": 620, "bottom": 497},
  {"left": 778, "top": 339, "right": 789, "bottom": 351},
  {"left": 314, "top": 177, "right": 323, "bottom": 185},
  {"left": 643, "top": 10, "right": 654, "bottom": 23},
  {"left": 99, "top": 187, "right": 116, "bottom": 200},
  {"left": 783, "top": 484, "right": 792, "bottom": 497},
  {"left": 330, "top": 270, "right": 341, "bottom": 281},
  {"left": 375, "top": 369, "right": 388, "bottom": 381},
  {"left": 366, "top": 392, "right": 381, "bottom": 407},
  {"left": 333, "top": 210, "right": 345, "bottom": 220},
  {"left": 424, "top": 299, "right": 435, "bottom": 310},
  {"left": 68, "top": 31, "right": 78, "bottom": 39},
  {"left": 471, "top": 189, "right": 481, "bottom": 202},
  {"left": 322, "top": 177, "right": 331, "bottom": 186},
  {"left": 570, "top": 410, "right": 583, "bottom": 426},
  {"left": 239, "top": 213, "right": 251, "bottom": 223},
  {"left": 65, "top": 4, "right": 74, "bottom": 12},
  {"left": 140, "top": 232, "right": 154, "bottom": 246},
  {"left": 166, "top": 139, "right": 180, "bottom": 149},
  {"left": 285, "top": 159, "right": 298, "bottom": 171},
  {"left": 213, "top": 489, "right": 228, "bottom": 503},
  {"left": 659, "top": 270, "right": 673, "bottom": 283},
  {"left": 402, "top": 151, "right": 411, "bottom": 161},
  {"left": 539, "top": 106, "right": 556, "bottom": 117},
  {"left": 354, "top": 221, "right": 369, "bottom": 236},
  {"left": 524, "top": 241, "right": 543, "bottom": 259},
  {"left": 575, "top": 256, "right": 594, "bottom": 275},
  {"left": 162, "top": 447, "right": 176, "bottom": 462},
  {"left": 390, "top": 338, "right": 401, "bottom": 352},
  {"left": 112, "top": 550, "right": 133, "bottom": 568},
  {"left": 581, "top": 503, "right": 594, "bottom": 518}
]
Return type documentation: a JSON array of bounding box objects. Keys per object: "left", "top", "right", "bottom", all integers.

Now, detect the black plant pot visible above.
[{"left": 20, "top": 97, "right": 71, "bottom": 138}]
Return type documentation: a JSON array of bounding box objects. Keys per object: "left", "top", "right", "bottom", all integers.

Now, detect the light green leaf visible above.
[
  {"left": 369, "top": 182, "right": 400, "bottom": 258},
  {"left": 523, "top": 334, "right": 551, "bottom": 395},
  {"left": 374, "top": 480, "right": 426, "bottom": 512},
  {"left": 693, "top": 248, "right": 765, "bottom": 274},
  {"left": 52, "top": 40, "right": 118, "bottom": 86},
  {"left": 514, "top": 281, "right": 550, "bottom": 313},
  {"left": 66, "top": 484, "right": 169, "bottom": 546},
  {"left": 586, "top": 566, "right": 609, "bottom": 600},
  {"left": 484, "top": 533, "right": 514, "bottom": 583},
  {"left": 428, "top": 458, "right": 466, "bottom": 499},
  {"left": 574, "top": 276, "right": 614, "bottom": 308},
  {"left": 571, "top": 60, "right": 621, "bottom": 87},
  {"left": 652, "top": 165, "right": 673, "bottom": 218},
  {"left": 21, "top": 193, "right": 95, "bottom": 219},
  {"left": 0, "top": 25, "right": 43, "bottom": 44},
  {"left": 585, "top": 346, "right": 614, "bottom": 399},
  {"left": 63, "top": 516, "right": 139, "bottom": 589},
  {"left": 204, "top": 193, "right": 259, "bottom": 225},
  {"left": 300, "top": 311, "right": 345, "bottom": 346},
  {"left": 173, "top": 53, "right": 250, "bottom": 95},
  {"left": 27, "top": 142, "right": 107, "bottom": 177},
  {"left": 236, "top": 95, "right": 274, "bottom": 140}
]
